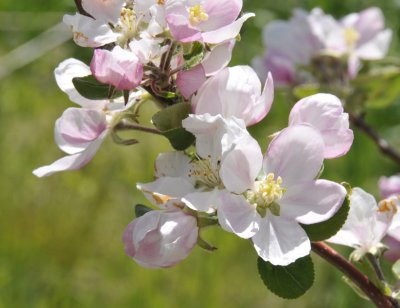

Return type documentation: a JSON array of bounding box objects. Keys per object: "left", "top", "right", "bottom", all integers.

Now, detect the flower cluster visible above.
[
  {"left": 254, "top": 7, "right": 392, "bottom": 86},
  {"left": 34, "top": 1, "right": 400, "bottom": 304}
]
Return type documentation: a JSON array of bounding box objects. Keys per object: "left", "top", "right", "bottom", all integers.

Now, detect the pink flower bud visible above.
[
  {"left": 90, "top": 46, "right": 143, "bottom": 90},
  {"left": 122, "top": 210, "right": 198, "bottom": 268}
]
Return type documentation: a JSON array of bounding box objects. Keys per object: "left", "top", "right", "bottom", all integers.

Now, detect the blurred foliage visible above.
[{"left": 0, "top": 0, "right": 399, "bottom": 307}]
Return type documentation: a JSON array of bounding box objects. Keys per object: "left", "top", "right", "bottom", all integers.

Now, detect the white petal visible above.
[
  {"left": 182, "top": 189, "right": 222, "bottom": 213},
  {"left": 202, "top": 40, "right": 235, "bottom": 76},
  {"left": 54, "top": 58, "right": 107, "bottom": 108},
  {"left": 217, "top": 192, "right": 260, "bottom": 239},
  {"left": 155, "top": 151, "right": 192, "bottom": 180},
  {"left": 264, "top": 125, "right": 325, "bottom": 188},
  {"left": 33, "top": 131, "right": 107, "bottom": 177},
  {"left": 280, "top": 180, "right": 346, "bottom": 224},
  {"left": 137, "top": 177, "right": 195, "bottom": 208},
  {"left": 252, "top": 215, "right": 310, "bottom": 266}
]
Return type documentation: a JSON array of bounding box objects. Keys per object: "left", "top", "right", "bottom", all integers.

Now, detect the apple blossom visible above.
[
  {"left": 256, "top": 7, "right": 392, "bottom": 84},
  {"left": 123, "top": 205, "right": 198, "bottom": 268},
  {"left": 81, "top": 0, "right": 126, "bottom": 24},
  {"left": 165, "top": 0, "right": 254, "bottom": 44},
  {"left": 379, "top": 174, "right": 400, "bottom": 199},
  {"left": 191, "top": 66, "right": 274, "bottom": 126},
  {"left": 90, "top": 46, "right": 143, "bottom": 90},
  {"left": 328, "top": 188, "right": 396, "bottom": 261},
  {"left": 217, "top": 124, "right": 346, "bottom": 266},
  {"left": 288, "top": 93, "right": 353, "bottom": 159},
  {"left": 137, "top": 114, "right": 262, "bottom": 213}
]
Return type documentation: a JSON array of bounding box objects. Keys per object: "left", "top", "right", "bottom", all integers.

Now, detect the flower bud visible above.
[
  {"left": 90, "top": 46, "right": 143, "bottom": 90},
  {"left": 122, "top": 209, "right": 198, "bottom": 268}
]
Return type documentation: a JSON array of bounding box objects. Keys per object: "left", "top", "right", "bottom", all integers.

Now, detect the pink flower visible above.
[
  {"left": 191, "top": 66, "right": 274, "bottom": 126},
  {"left": 33, "top": 108, "right": 108, "bottom": 177},
  {"left": 379, "top": 175, "right": 400, "bottom": 199},
  {"left": 90, "top": 46, "right": 143, "bottom": 90},
  {"left": 383, "top": 236, "right": 400, "bottom": 261},
  {"left": 288, "top": 93, "right": 353, "bottom": 159},
  {"left": 165, "top": 0, "right": 254, "bottom": 43},
  {"left": 122, "top": 208, "right": 198, "bottom": 268},
  {"left": 217, "top": 124, "right": 346, "bottom": 265}
]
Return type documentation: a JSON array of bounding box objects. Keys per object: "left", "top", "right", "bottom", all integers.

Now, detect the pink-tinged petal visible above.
[
  {"left": 383, "top": 236, "right": 400, "bottom": 261},
  {"left": 137, "top": 177, "right": 195, "bottom": 208},
  {"left": 388, "top": 198, "right": 400, "bottom": 241},
  {"left": 217, "top": 192, "right": 260, "bottom": 239},
  {"left": 32, "top": 131, "right": 107, "bottom": 177},
  {"left": 192, "top": 66, "right": 272, "bottom": 126},
  {"left": 182, "top": 189, "right": 222, "bottom": 213},
  {"left": 220, "top": 135, "right": 263, "bottom": 194},
  {"left": 82, "top": 0, "right": 125, "bottom": 23},
  {"left": 379, "top": 175, "right": 400, "bottom": 199},
  {"left": 351, "top": 7, "right": 385, "bottom": 44},
  {"left": 54, "top": 58, "right": 107, "bottom": 108},
  {"left": 176, "top": 65, "right": 206, "bottom": 99},
  {"left": 347, "top": 55, "right": 361, "bottom": 79},
  {"left": 252, "top": 215, "right": 310, "bottom": 266},
  {"left": 355, "top": 29, "right": 392, "bottom": 60},
  {"left": 247, "top": 72, "right": 274, "bottom": 126},
  {"left": 328, "top": 188, "right": 394, "bottom": 250},
  {"left": 264, "top": 125, "right": 325, "bottom": 188},
  {"left": 289, "top": 94, "right": 353, "bottom": 159},
  {"left": 63, "top": 14, "right": 119, "bottom": 48},
  {"left": 55, "top": 108, "right": 107, "bottom": 154},
  {"left": 279, "top": 180, "right": 346, "bottom": 224},
  {"left": 199, "top": 0, "right": 242, "bottom": 32},
  {"left": 262, "top": 52, "right": 296, "bottom": 86},
  {"left": 202, "top": 40, "right": 235, "bottom": 76},
  {"left": 166, "top": 13, "right": 202, "bottom": 42},
  {"left": 202, "top": 13, "right": 255, "bottom": 44},
  {"left": 90, "top": 46, "right": 143, "bottom": 90},
  {"left": 123, "top": 209, "right": 198, "bottom": 268}
]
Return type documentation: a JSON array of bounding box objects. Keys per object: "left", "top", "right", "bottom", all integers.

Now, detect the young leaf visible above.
[
  {"left": 72, "top": 75, "right": 122, "bottom": 100},
  {"left": 135, "top": 204, "right": 153, "bottom": 218},
  {"left": 301, "top": 195, "right": 350, "bottom": 242},
  {"left": 393, "top": 260, "right": 400, "bottom": 280},
  {"left": 257, "top": 255, "right": 314, "bottom": 299},
  {"left": 152, "top": 103, "right": 195, "bottom": 150}
]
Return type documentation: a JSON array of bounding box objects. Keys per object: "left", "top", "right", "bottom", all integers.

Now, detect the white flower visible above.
[{"left": 328, "top": 187, "right": 396, "bottom": 260}]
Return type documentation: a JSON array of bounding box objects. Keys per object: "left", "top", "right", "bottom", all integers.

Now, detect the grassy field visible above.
[{"left": 0, "top": 0, "right": 399, "bottom": 307}]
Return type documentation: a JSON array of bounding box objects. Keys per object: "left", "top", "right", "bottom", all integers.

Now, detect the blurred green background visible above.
[{"left": 0, "top": 0, "right": 399, "bottom": 307}]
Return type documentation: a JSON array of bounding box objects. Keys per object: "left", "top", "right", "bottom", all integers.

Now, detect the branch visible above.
[
  {"left": 312, "top": 242, "right": 399, "bottom": 308},
  {"left": 349, "top": 112, "right": 400, "bottom": 165}
]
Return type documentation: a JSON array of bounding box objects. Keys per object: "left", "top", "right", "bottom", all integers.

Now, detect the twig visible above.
[
  {"left": 311, "top": 242, "right": 399, "bottom": 308},
  {"left": 349, "top": 112, "right": 400, "bottom": 165},
  {"left": 115, "top": 122, "right": 163, "bottom": 135}
]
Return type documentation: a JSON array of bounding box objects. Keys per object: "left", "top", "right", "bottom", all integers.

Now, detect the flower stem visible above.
[
  {"left": 115, "top": 122, "right": 163, "bottom": 135},
  {"left": 311, "top": 242, "right": 399, "bottom": 308},
  {"left": 366, "top": 253, "right": 387, "bottom": 284}
]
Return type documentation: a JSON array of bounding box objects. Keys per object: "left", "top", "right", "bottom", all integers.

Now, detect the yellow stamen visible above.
[
  {"left": 188, "top": 5, "right": 208, "bottom": 26},
  {"left": 343, "top": 27, "right": 360, "bottom": 48}
]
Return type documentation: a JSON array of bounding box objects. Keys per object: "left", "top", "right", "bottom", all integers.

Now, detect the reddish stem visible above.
[{"left": 312, "top": 242, "right": 398, "bottom": 308}]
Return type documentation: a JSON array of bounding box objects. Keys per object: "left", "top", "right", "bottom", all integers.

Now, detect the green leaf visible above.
[
  {"left": 72, "top": 75, "right": 121, "bottom": 100},
  {"left": 351, "top": 67, "right": 400, "bottom": 109},
  {"left": 257, "top": 255, "right": 314, "bottom": 299},
  {"left": 152, "top": 103, "right": 195, "bottom": 150},
  {"left": 135, "top": 204, "right": 153, "bottom": 218},
  {"left": 301, "top": 195, "right": 350, "bottom": 242},
  {"left": 163, "top": 127, "right": 195, "bottom": 151},
  {"left": 393, "top": 260, "right": 400, "bottom": 280},
  {"left": 183, "top": 41, "right": 204, "bottom": 61}
]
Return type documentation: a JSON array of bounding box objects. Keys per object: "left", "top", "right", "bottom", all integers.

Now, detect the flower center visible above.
[
  {"left": 246, "top": 173, "right": 285, "bottom": 217},
  {"left": 378, "top": 196, "right": 399, "bottom": 214},
  {"left": 189, "top": 155, "right": 222, "bottom": 189},
  {"left": 343, "top": 27, "right": 360, "bottom": 48},
  {"left": 188, "top": 5, "right": 208, "bottom": 26}
]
